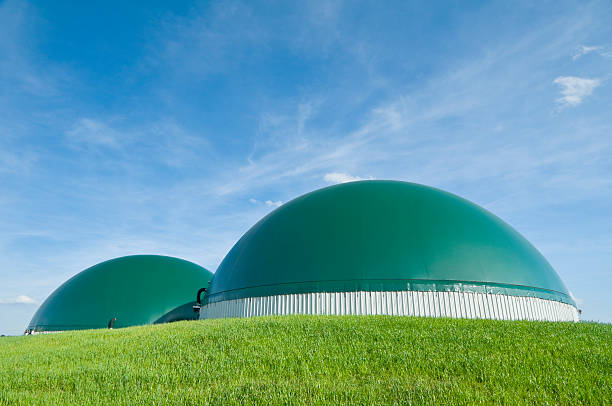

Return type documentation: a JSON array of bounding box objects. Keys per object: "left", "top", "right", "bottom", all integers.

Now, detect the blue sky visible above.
[{"left": 1, "top": 0, "right": 611, "bottom": 335}]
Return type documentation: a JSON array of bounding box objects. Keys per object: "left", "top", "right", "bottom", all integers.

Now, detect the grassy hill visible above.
[{"left": 0, "top": 316, "right": 610, "bottom": 405}]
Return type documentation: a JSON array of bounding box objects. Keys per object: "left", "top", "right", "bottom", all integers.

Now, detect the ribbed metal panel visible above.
[{"left": 199, "top": 291, "right": 579, "bottom": 322}]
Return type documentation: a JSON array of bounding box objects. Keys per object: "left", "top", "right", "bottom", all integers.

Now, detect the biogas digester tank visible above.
[
  {"left": 27, "top": 255, "right": 212, "bottom": 332},
  {"left": 200, "top": 181, "right": 578, "bottom": 321}
]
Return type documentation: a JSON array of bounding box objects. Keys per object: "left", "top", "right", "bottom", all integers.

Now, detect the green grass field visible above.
[{"left": 0, "top": 316, "right": 610, "bottom": 405}]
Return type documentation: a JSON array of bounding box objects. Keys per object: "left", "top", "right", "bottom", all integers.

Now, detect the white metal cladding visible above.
[{"left": 199, "top": 291, "right": 579, "bottom": 322}]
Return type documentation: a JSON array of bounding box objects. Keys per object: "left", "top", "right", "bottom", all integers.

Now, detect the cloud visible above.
[
  {"left": 0, "top": 0, "right": 65, "bottom": 97},
  {"left": 63, "top": 117, "right": 211, "bottom": 170},
  {"left": 0, "top": 295, "right": 37, "bottom": 304},
  {"left": 553, "top": 76, "right": 601, "bottom": 107},
  {"left": 265, "top": 200, "right": 283, "bottom": 207},
  {"left": 0, "top": 144, "right": 37, "bottom": 175},
  {"left": 323, "top": 172, "right": 373, "bottom": 184},
  {"left": 248, "top": 198, "right": 282, "bottom": 207},
  {"left": 66, "top": 118, "right": 123, "bottom": 148},
  {"left": 572, "top": 44, "right": 602, "bottom": 60},
  {"left": 572, "top": 44, "right": 612, "bottom": 60}
]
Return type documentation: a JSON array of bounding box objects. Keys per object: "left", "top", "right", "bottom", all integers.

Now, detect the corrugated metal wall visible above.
[{"left": 200, "top": 291, "right": 579, "bottom": 322}]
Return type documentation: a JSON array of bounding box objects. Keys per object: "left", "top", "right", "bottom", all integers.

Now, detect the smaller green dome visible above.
[{"left": 28, "top": 255, "right": 212, "bottom": 332}]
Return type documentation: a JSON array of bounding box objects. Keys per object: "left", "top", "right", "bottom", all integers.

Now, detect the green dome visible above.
[
  {"left": 207, "top": 181, "right": 573, "bottom": 306},
  {"left": 28, "top": 255, "right": 212, "bottom": 332}
]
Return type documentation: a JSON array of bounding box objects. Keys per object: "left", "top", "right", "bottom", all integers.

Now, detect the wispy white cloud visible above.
[
  {"left": 553, "top": 76, "right": 601, "bottom": 107},
  {"left": 0, "top": 295, "right": 37, "bottom": 304},
  {"left": 0, "top": 144, "right": 37, "bottom": 175},
  {"left": 0, "top": 0, "right": 73, "bottom": 98},
  {"left": 265, "top": 200, "right": 283, "bottom": 207},
  {"left": 248, "top": 198, "right": 282, "bottom": 208},
  {"left": 323, "top": 172, "right": 373, "bottom": 184},
  {"left": 66, "top": 118, "right": 123, "bottom": 149},
  {"left": 64, "top": 117, "right": 211, "bottom": 170},
  {"left": 572, "top": 44, "right": 612, "bottom": 60},
  {"left": 572, "top": 44, "right": 602, "bottom": 60}
]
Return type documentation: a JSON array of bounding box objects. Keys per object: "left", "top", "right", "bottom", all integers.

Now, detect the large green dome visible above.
[
  {"left": 28, "top": 255, "right": 212, "bottom": 332},
  {"left": 206, "top": 181, "right": 574, "bottom": 306}
]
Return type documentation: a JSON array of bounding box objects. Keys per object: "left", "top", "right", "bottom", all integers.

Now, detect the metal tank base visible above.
[{"left": 200, "top": 291, "right": 579, "bottom": 322}]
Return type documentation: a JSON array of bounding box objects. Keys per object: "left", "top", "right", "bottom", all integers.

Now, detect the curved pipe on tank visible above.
[{"left": 193, "top": 287, "right": 207, "bottom": 312}]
